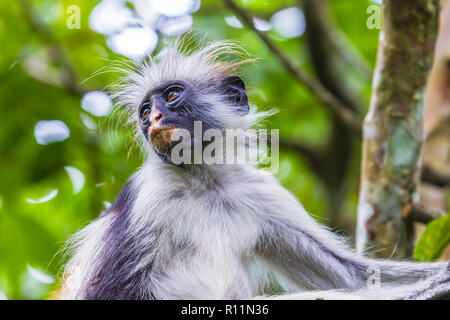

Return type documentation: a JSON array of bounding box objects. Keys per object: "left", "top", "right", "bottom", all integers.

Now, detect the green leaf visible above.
[{"left": 414, "top": 213, "right": 450, "bottom": 262}]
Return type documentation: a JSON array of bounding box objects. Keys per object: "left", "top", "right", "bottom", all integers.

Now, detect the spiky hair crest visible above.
[
  {"left": 112, "top": 34, "right": 251, "bottom": 119},
  {"left": 107, "top": 34, "right": 272, "bottom": 155}
]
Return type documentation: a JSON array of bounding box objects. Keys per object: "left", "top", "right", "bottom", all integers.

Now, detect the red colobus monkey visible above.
[{"left": 59, "top": 38, "right": 450, "bottom": 300}]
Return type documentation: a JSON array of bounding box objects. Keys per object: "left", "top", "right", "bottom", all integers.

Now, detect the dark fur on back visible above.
[{"left": 85, "top": 181, "right": 157, "bottom": 299}]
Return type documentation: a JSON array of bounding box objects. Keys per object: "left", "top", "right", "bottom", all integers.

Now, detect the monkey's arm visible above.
[
  {"left": 256, "top": 182, "right": 449, "bottom": 299},
  {"left": 256, "top": 269, "right": 450, "bottom": 300}
]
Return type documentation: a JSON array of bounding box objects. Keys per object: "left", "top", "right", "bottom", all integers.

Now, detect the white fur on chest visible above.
[
  {"left": 129, "top": 161, "right": 267, "bottom": 298},
  {"left": 63, "top": 158, "right": 288, "bottom": 299}
]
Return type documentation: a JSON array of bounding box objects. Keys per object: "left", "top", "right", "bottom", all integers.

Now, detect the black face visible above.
[
  {"left": 138, "top": 80, "right": 197, "bottom": 139},
  {"left": 138, "top": 76, "right": 249, "bottom": 157}
]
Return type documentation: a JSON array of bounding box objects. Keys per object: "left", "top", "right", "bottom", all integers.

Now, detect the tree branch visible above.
[
  {"left": 279, "top": 138, "right": 322, "bottom": 167},
  {"left": 302, "top": 0, "right": 363, "bottom": 229},
  {"left": 421, "top": 166, "right": 450, "bottom": 188},
  {"left": 356, "top": 0, "right": 440, "bottom": 258},
  {"left": 303, "top": 0, "right": 371, "bottom": 91},
  {"left": 408, "top": 203, "right": 446, "bottom": 224},
  {"left": 302, "top": 0, "right": 368, "bottom": 112},
  {"left": 17, "top": 0, "right": 87, "bottom": 96},
  {"left": 223, "top": 0, "right": 362, "bottom": 132}
]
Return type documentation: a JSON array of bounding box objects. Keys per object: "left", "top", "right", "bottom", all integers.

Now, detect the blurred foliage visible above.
[
  {"left": 0, "top": 0, "right": 381, "bottom": 299},
  {"left": 415, "top": 214, "right": 450, "bottom": 262}
]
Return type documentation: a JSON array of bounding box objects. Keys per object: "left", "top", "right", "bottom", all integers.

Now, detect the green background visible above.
[{"left": 0, "top": 0, "right": 380, "bottom": 299}]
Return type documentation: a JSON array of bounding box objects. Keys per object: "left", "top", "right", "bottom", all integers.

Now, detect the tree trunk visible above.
[{"left": 356, "top": 0, "right": 440, "bottom": 258}]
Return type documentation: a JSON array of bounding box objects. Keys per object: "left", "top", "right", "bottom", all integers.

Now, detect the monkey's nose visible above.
[{"left": 150, "top": 111, "right": 163, "bottom": 125}]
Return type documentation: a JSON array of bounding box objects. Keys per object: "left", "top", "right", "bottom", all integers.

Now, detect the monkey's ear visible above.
[{"left": 223, "top": 75, "right": 249, "bottom": 114}]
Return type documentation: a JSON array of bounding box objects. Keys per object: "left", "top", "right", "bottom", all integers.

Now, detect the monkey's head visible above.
[{"left": 114, "top": 36, "right": 262, "bottom": 162}]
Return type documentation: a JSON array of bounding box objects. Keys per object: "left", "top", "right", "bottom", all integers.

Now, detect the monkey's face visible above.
[
  {"left": 138, "top": 80, "right": 194, "bottom": 154},
  {"left": 138, "top": 76, "right": 249, "bottom": 160}
]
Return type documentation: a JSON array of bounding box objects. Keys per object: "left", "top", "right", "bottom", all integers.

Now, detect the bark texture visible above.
[{"left": 356, "top": 0, "right": 440, "bottom": 258}]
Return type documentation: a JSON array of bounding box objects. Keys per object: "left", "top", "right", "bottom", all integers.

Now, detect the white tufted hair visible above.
[{"left": 109, "top": 34, "right": 270, "bottom": 153}]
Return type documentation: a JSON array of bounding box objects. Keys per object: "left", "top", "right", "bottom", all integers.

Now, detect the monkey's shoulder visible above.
[{"left": 100, "top": 180, "right": 135, "bottom": 218}]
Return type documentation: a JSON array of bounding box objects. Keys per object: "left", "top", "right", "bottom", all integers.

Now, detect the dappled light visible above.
[
  {"left": 81, "top": 91, "right": 113, "bottom": 117},
  {"left": 25, "top": 189, "right": 58, "bottom": 204},
  {"left": 271, "top": 7, "right": 306, "bottom": 38},
  {"left": 89, "top": 0, "right": 201, "bottom": 59},
  {"left": 34, "top": 120, "right": 70, "bottom": 145},
  {"left": 80, "top": 113, "right": 98, "bottom": 130},
  {"left": 157, "top": 15, "right": 194, "bottom": 36},
  {"left": 106, "top": 26, "right": 158, "bottom": 60},
  {"left": 103, "top": 201, "right": 112, "bottom": 209},
  {"left": 64, "top": 166, "right": 86, "bottom": 195},
  {"left": 89, "top": 0, "right": 137, "bottom": 36},
  {"left": 224, "top": 15, "right": 243, "bottom": 28},
  {"left": 275, "top": 158, "right": 293, "bottom": 182},
  {"left": 20, "top": 266, "right": 54, "bottom": 299},
  {"left": 27, "top": 265, "right": 54, "bottom": 285},
  {"left": 150, "top": 0, "right": 200, "bottom": 17},
  {"left": 253, "top": 17, "right": 271, "bottom": 32}
]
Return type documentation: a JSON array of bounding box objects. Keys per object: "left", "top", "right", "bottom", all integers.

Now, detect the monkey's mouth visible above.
[{"left": 149, "top": 126, "right": 179, "bottom": 151}]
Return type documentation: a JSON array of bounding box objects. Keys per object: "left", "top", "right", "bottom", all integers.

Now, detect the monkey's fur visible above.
[{"left": 59, "top": 38, "right": 450, "bottom": 300}]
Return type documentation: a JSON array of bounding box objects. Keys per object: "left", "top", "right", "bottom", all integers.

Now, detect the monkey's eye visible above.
[
  {"left": 166, "top": 89, "right": 181, "bottom": 102},
  {"left": 140, "top": 103, "right": 151, "bottom": 119}
]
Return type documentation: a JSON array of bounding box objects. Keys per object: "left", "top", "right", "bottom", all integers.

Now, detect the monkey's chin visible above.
[{"left": 149, "top": 126, "right": 179, "bottom": 153}]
